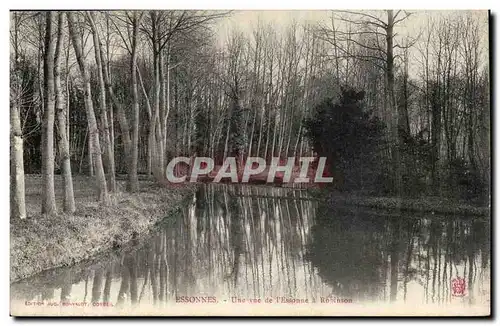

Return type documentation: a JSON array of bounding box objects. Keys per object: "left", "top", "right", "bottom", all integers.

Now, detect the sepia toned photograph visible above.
[{"left": 9, "top": 9, "right": 491, "bottom": 317}]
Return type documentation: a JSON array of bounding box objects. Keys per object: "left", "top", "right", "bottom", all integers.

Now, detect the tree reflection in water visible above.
[
  {"left": 307, "top": 201, "right": 489, "bottom": 304},
  {"left": 11, "top": 185, "right": 490, "bottom": 309},
  {"left": 306, "top": 204, "right": 387, "bottom": 301}
]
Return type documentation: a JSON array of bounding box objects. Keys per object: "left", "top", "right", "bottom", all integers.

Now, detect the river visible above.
[{"left": 10, "top": 184, "right": 491, "bottom": 316}]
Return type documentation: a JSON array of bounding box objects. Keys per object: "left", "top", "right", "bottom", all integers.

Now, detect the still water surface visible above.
[{"left": 11, "top": 184, "right": 490, "bottom": 315}]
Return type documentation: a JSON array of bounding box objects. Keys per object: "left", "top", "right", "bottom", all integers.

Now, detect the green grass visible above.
[{"left": 10, "top": 175, "right": 196, "bottom": 283}]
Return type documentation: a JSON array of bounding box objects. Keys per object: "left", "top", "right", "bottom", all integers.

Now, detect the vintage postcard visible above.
[{"left": 9, "top": 9, "right": 490, "bottom": 317}]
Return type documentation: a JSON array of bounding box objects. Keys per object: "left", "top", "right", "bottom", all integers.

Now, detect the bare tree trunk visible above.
[
  {"left": 105, "top": 15, "right": 115, "bottom": 160},
  {"left": 79, "top": 127, "right": 88, "bottom": 174},
  {"left": 163, "top": 50, "right": 172, "bottom": 163},
  {"left": 247, "top": 108, "right": 257, "bottom": 157},
  {"left": 88, "top": 138, "right": 94, "bottom": 177},
  {"left": 10, "top": 93, "right": 26, "bottom": 220},
  {"left": 386, "top": 10, "right": 403, "bottom": 196},
  {"left": 64, "top": 48, "right": 71, "bottom": 155},
  {"left": 41, "top": 11, "right": 57, "bottom": 214},
  {"left": 10, "top": 12, "right": 26, "bottom": 220},
  {"left": 54, "top": 12, "right": 75, "bottom": 213},
  {"left": 129, "top": 12, "right": 141, "bottom": 191},
  {"left": 256, "top": 33, "right": 267, "bottom": 158},
  {"left": 293, "top": 36, "right": 308, "bottom": 157},
  {"left": 147, "top": 136, "right": 153, "bottom": 175},
  {"left": 87, "top": 12, "right": 116, "bottom": 192},
  {"left": 150, "top": 16, "right": 164, "bottom": 180},
  {"left": 223, "top": 120, "right": 230, "bottom": 161},
  {"left": 159, "top": 49, "right": 167, "bottom": 173},
  {"left": 67, "top": 11, "right": 109, "bottom": 204},
  {"left": 137, "top": 65, "right": 153, "bottom": 176},
  {"left": 98, "top": 35, "right": 134, "bottom": 190}
]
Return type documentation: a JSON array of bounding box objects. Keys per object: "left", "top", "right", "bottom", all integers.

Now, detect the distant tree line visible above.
[{"left": 10, "top": 10, "right": 489, "bottom": 218}]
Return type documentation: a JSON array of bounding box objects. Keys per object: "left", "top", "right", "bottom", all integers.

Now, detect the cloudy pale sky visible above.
[
  {"left": 216, "top": 10, "right": 488, "bottom": 37},
  {"left": 214, "top": 10, "right": 489, "bottom": 76}
]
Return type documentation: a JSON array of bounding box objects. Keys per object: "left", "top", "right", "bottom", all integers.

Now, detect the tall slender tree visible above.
[
  {"left": 67, "top": 11, "right": 109, "bottom": 203},
  {"left": 87, "top": 12, "right": 116, "bottom": 192},
  {"left": 10, "top": 11, "right": 26, "bottom": 219},
  {"left": 41, "top": 11, "right": 57, "bottom": 214},
  {"left": 54, "top": 12, "right": 76, "bottom": 213}
]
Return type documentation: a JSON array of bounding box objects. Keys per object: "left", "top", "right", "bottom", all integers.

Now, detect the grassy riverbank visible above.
[
  {"left": 326, "top": 192, "right": 490, "bottom": 217},
  {"left": 10, "top": 175, "right": 196, "bottom": 283},
  {"left": 297, "top": 187, "right": 488, "bottom": 216}
]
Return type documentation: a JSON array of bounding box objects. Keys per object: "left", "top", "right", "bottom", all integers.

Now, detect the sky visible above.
[
  {"left": 213, "top": 10, "right": 490, "bottom": 78},
  {"left": 216, "top": 10, "right": 489, "bottom": 34}
]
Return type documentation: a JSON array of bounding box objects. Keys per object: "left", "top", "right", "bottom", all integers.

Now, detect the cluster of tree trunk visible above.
[
  {"left": 10, "top": 10, "right": 226, "bottom": 218},
  {"left": 10, "top": 10, "right": 489, "bottom": 218}
]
